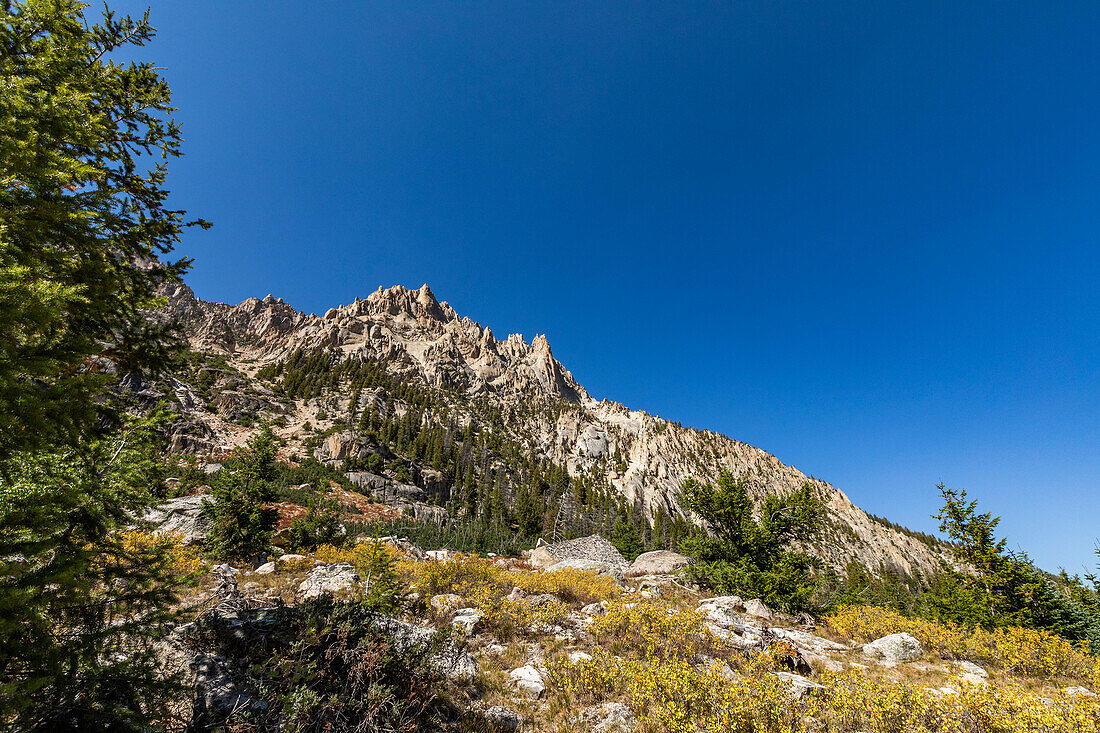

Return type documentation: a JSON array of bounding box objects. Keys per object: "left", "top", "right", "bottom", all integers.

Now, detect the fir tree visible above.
[{"left": 0, "top": 2, "right": 206, "bottom": 727}]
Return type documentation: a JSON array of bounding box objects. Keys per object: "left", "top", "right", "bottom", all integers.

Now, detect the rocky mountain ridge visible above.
[{"left": 158, "top": 282, "right": 951, "bottom": 578}]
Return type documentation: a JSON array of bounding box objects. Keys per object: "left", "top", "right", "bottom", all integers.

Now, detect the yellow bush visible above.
[
  {"left": 409, "top": 554, "right": 506, "bottom": 598},
  {"left": 825, "top": 605, "right": 1094, "bottom": 679},
  {"left": 589, "top": 599, "right": 720, "bottom": 660},
  {"left": 464, "top": 584, "right": 569, "bottom": 638},
  {"left": 545, "top": 648, "right": 628, "bottom": 704},
  {"left": 120, "top": 529, "right": 205, "bottom": 576},
  {"left": 511, "top": 567, "right": 622, "bottom": 605},
  {"left": 808, "top": 667, "right": 1100, "bottom": 733}
]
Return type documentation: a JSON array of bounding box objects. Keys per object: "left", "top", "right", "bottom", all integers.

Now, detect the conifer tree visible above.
[{"left": 0, "top": 2, "right": 206, "bottom": 726}]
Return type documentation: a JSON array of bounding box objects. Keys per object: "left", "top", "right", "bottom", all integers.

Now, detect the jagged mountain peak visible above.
[{"left": 159, "top": 281, "right": 951, "bottom": 578}]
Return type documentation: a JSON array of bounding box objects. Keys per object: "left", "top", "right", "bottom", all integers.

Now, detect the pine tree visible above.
[
  {"left": 0, "top": 3, "right": 206, "bottom": 727},
  {"left": 204, "top": 429, "right": 279, "bottom": 562}
]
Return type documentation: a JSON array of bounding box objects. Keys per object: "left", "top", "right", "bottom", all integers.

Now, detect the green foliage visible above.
[
  {"left": 287, "top": 497, "right": 346, "bottom": 553},
  {"left": 0, "top": 0, "right": 207, "bottom": 460},
  {"left": 204, "top": 429, "right": 278, "bottom": 561},
  {"left": 0, "top": 2, "right": 204, "bottom": 728},
  {"left": 678, "top": 473, "right": 824, "bottom": 612},
  {"left": 358, "top": 540, "right": 407, "bottom": 615},
  {"left": 0, "top": 418, "right": 186, "bottom": 730},
  {"left": 611, "top": 517, "right": 645, "bottom": 561},
  {"left": 191, "top": 598, "right": 456, "bottom": 731},
  {"left": 353, "top": 516, "right": 523, "bottom": 557},
  {"left": 927, "top": 484, "right": 1100, "bottom": 652}
]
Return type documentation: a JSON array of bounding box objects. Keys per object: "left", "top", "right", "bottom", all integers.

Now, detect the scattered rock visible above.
[
  {"left": 298, "top": 563, "right": 358, "bottom": 600},
  {"left": 575, "top": 702, "right": 636, "bottom": 733},
  {"left": 861, "top": 632, "right": 923, "bottom": 663},
  {"left": 509, "top": 665, "right": 546, "bottom": 698},
  {"left": 698, "top": 601, "right": 741, "bottom": 628},
  {"left": 482, "top": 705, "right": 523, "bottom": 732},
  {"left": 545, "top": 558, "right": 625, "bottom": 583},
  {"left": 531, "top": 534, "right": 627, "bottom": 567},
  {"left": 743, "top": 598, "right": 773, "bottom": 620},
  {"left": 768, "top": 627, "right": 848, "bottom": 653},
  {"left": 954, "top": 660, "right": 989, "bottom": 685},
  {"left": 191, "top": 653, "right": 258, "bottom": 727},
  {"left": 625, "top": 549, "right": 691, "bottom": 577}
]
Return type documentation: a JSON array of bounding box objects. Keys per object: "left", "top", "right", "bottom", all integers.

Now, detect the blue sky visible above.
[{"left": 117, "top": 1, "right": 1100, "bottom": 573}]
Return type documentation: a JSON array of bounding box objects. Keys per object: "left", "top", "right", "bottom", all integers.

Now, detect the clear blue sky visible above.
[{"left": 118, "top": 1, "right": 1100, "bottom": 573}]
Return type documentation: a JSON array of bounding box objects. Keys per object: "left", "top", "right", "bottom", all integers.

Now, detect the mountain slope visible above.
[{"left": 157, "top": 282, "right": 950, "bottom": 577}]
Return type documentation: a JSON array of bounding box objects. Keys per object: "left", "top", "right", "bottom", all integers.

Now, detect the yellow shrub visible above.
[
  {"left": 464, "top": 584, "right": 569, "bottom": 639},
  {"left": 120, "top": 529, "right": 206, "bottom": 576},
  {"left": 410, "top": 554, "right": 506, "bottom": 598},
  {"left": 589, "top": 599, "right": 719, "bottom": 660},
  {"left": 825, "top": 605, "right": 1093, "bottom": 679},
  {"left": 626, "top": 655, "right": 796, "bottom": 733},
  {"left": 808, "top": 667, "right": 1100, "bottom": 733},
  {"left": 545, "top": 648, "right": 628, "bottom": 704},
  {"left": 511, "top": 567, "right": 623, "bottom": 605}
]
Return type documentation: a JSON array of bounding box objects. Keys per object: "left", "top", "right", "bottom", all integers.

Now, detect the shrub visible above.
[
  {"left": 287, "top": 497, "right": 346, "bottom": 553},
  {"left": 119, "top": 530, "right": 206, "bottom": 577},
  {"left": 678, "top": 473, "right": 823, "bottom": 612},
  {"left": 191, "top": 598, "right": 457, "bottom": 731},
  {"left": 826, "top": 605, "right": 1095, "bottom": 679},
  {"left": 588, "top": 599, "right": 720, "bottom": 660}
]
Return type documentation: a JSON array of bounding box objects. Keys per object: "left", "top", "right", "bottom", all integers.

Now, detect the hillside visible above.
[{"left": 153, "top": 282, "right": 950, "bottom": 578}]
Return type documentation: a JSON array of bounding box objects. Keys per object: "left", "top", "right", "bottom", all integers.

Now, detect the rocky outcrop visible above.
[{"left": 142, "top": 495, "right": 212, "bottom": 545}]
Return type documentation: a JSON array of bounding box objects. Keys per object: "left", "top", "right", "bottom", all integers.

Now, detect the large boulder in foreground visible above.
[
  {"left": 626, "top": 550, "right": 691, "bottom": 577},
  {"left": 862, "top": 632, "right": 924, "bottom": 663}
]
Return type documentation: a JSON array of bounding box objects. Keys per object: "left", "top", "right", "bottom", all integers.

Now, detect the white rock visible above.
[
  {"left": 545, "top": 558, "right": 625, "bottom": 583},
  {"left": 1065, "top": 686, "right": 1098, "bottom": 698},
  {"left": 625, "top": 550, "right": 692, "bottom": 577},
  {"left": 587, "top": 701, "right": 636, "bottom": 733},
  {"left": 483, "top": 705, "right": 523, "bottom": 732},
  {"left": 743, "top": 598, "right": 773, "bottom": 620},
  {"left": 861, "top": 632, "right": 923, "bottom": 663},
  {"left": 298, "top": 562, "right": 358, "bottom": 600},
  {"left": 698, "top": 602, "right": 741, "bottom": 629},
  {"left": 701, "top": 595, "right": 744, "bottom": 610},
  {"left": 510, "top": 665, "right": 546, "bottom": 698},
  {"left": 775, "top": 671, "right": 826, "bottom": 699},
  {"left": 254, "top": 562, "right": 277, "bottom": 575},
  {"left": 568, "top": 651, "right": 593, "bottom": 664},
  {"left": 452, "top": 608, "right": 481, "bottom": 634},
  {"left": 954, "top": 660, "right": 988, "bottom": 685},
  {"left": 276, "top": 553, "right": 307, "bottom": 564}
]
